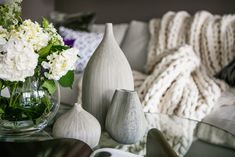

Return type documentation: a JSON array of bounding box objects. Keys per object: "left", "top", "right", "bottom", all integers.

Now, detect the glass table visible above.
[
  {"left": 97, "top": 113, "right": 235, "bottom": 157},
  {"left": 0, "top": 111, "right": 235, "bottom": 157}
]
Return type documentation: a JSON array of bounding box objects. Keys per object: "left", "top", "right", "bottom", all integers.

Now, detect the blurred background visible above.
[{"left": 22, "top": 0, "right": 235, "bottom": 23}]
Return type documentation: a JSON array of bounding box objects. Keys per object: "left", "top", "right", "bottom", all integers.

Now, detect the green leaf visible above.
[
  {"left": 38, "top": 45, "right": 70, "bottom": 59},
  {"left": 41, "top": 96, "right": 52, "bottom": 112},
  {"left": 42, "top": 17, "right": 49, "bottom": 28},
  {"left": 38, "top": 44, "right": 53, "bottom": 57},
  {"left": 42, "top": 80, "right": 56, "bottom": 95},
  {"left": 51, "top": 45, "right": 70, "bottom": 52},
  {"left": 59, "top": 71, "right": 74, "bottom": 88},
  {"left": 0, "top": 107, "right": 4, "bottom": 115},
  {"left": 33, "top": 117, "right": 43, "bottom": 125},
  {"left": 0, "top": 80, "right": 3, "bottom": 90}
]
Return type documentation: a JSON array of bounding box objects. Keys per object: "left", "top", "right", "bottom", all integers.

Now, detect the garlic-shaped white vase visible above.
[
  {"left": 82, "top": 23, "right": 134, "bottom": 129},
  {"left": 52, "top": 103, "right": 101, "bottom": 148},
  {"left": 105, "top": 89, "right": 147, "bottom": 144}
]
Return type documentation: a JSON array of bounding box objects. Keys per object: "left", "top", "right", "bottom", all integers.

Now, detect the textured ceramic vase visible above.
[
  {"left": 105, "top": 89, "right": 147, "bottom": 144},
  {"left": 82, "top": 23, "right": 134, "bottom": 129},
  {"left": 53, "top": 103, "right": 101, "bottom": 148}
]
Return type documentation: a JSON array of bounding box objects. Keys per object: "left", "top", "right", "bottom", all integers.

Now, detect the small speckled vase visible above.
[{"left": 105, "top": 89, "right": 147, "bottom": 144}]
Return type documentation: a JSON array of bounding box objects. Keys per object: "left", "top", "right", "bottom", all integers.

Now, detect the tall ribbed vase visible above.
[{"left": 82, "top": 23, "right": 134, "bottom": 129}]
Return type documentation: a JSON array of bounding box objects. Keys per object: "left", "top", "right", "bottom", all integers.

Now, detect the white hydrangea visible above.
[
  {"left": 1, "top": 0, "right": 22, "bottom": 26},
  {"left": 0, "top": 26, "right": 8, "bottom": 38},
  {"left": 12, "top": 20, "right": 50, "bottom": 51},
  {"left": 44, "top": 23, "right": 64, "bottom": 45},
  {"left": 6, "top": 0, "right": 22, "bottom": 13},
  {"left": 42, "top": 48, "right": 79, "bottom": 80},
  {"left": 0, "top": 37, "right": 39, "bottom": 82},
  {"left": 0, "top": 26, "right": 8, "bottom": 52}
]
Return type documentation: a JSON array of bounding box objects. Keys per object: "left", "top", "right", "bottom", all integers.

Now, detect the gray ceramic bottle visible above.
[{"left": 105, "top": 89, "right": 147, "bottom": 144}]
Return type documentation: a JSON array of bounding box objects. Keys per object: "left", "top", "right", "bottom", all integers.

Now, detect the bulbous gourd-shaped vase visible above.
[
  {"left": 82, "top": 23, "right": 134, "bottom": 129},
  {"left": 105, "top": 89, "right": 147, "bottom": 144},
  {"left": 53, "top": 103, "right": 101, "bottom": 148}
]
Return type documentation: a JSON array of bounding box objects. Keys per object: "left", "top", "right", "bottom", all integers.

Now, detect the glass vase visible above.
[{"left": 0, "top": 77, "right": 60, "bottom": 136}]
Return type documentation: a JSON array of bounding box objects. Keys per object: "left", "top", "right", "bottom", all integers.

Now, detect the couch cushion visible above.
[
  {"left": 91, "top": 23, "right": 128, "bottom": 45},
  {"left": 203, "top": 104, "right": 235, "bottom": 135},
  {"left": 202, "top": 88, "right": 235, "bottom": 135},
  {"left": 121, "top": 21, "right": 150, "bottom": 72}
]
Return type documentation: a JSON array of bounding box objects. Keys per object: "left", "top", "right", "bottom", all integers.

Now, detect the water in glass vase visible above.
[{"left": 0, "top": 77, "right": 60, "bottom": 136}]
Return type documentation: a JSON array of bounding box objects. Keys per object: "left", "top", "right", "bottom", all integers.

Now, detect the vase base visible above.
[
  {"left": 0, "top": 119, "right": 48, "bottom": 137},
  {"left": 0, "top": 130, "right": 52, "bottom": 142}
]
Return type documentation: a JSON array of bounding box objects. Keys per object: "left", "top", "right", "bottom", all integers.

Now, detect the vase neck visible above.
[
  {"left": 104, "top": 23, "right": 114, "bottom": 40},
  {"left": 74, "top": 103, "right": 83, "bottom": 112}
]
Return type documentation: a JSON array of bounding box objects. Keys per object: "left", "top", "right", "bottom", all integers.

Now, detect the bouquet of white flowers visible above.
[{"left": 0, "top": 0, "right": 79, "bottom": 127}]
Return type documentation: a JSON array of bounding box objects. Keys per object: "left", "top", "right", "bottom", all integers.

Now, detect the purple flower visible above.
[{"left": 63, "top": 39, "right": 75, "bottom": 47}]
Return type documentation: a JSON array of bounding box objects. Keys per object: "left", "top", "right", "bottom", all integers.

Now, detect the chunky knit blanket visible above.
[
  {"left": 134, "top": 11, "right": 235, "bottom": 121},
  {"left": 122, "top": 11, "right": 235, "bottom": 157}
]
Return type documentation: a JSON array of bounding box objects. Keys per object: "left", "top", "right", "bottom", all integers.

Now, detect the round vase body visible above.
[
  {"left": 105, "top": 89, "right": 147, "bottom": 144},
  {"left": 0, "top": 77, "right": 60, "bottom": 136},
  {"left": 82, "top": 23, "right": 134, "bottom": 129},
  {"left": 53, "top": 103, "right": 101, "bottom": 148}
]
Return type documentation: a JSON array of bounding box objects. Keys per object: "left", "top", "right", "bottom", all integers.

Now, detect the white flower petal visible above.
[
  {"left": 42, "top": 48, "right": 79, "bottom": 80},
  {"left": 0, "top": 38, "right": 38, "bottom": 82}
]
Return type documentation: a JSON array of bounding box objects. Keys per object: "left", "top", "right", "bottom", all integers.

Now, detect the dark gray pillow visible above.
[
  {"left": 216, "top": 58, "right": 235, "bottom": 86},
  {"left": 49, "top": 11, "right": 96, "bottom": 32}
]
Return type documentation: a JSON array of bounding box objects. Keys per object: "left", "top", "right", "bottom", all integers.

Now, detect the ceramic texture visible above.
[
  {"left": 52, "top": 103, "right": 101, "bottom": 148},
  {"left": 105, "top": 89, "right": 147, "bottom": 144},
  {"left": 82, "top": 23, "right": 134, "bottom": 129}
]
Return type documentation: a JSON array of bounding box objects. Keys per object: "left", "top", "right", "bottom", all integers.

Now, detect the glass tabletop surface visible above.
[
  {"left": 0, "top": 111, "right": 235, "bottom": 157},
  {"left": 97, "top": 112, "right": 235, "bottom": 157}
]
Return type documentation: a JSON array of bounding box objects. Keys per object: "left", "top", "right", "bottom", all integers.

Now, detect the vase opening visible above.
[{"left": 103, "top": 23, "right": 115, "bottom": 40}]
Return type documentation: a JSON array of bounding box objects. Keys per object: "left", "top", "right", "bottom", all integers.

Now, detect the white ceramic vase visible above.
[
  {"left": 52, "top": 103, "right": 101, "bottom": 148},
  {"left": 82, "top": 23, "right": 134, "bottom": 129},
  {"left": 105, "top": 89, "right": 147, "bottom": 144}
]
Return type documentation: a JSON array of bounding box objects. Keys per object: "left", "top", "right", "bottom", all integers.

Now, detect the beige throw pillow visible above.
[{"left": 121, "top": 20, "right": 150, "bottom": 73}]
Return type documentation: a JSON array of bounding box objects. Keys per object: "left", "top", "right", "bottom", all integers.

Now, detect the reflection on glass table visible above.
[{"left": 98, "top": 113, "right": 235, "bottom": 157}]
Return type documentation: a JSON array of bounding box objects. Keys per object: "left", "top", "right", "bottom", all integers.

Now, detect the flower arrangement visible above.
[{"left": 0, "top": 0, "right": 79, "bottom": 123}]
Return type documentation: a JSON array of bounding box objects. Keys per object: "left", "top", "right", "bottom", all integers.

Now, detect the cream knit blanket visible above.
[{"left": 134, "top": 11, "right": 235, "bottom": 121}]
